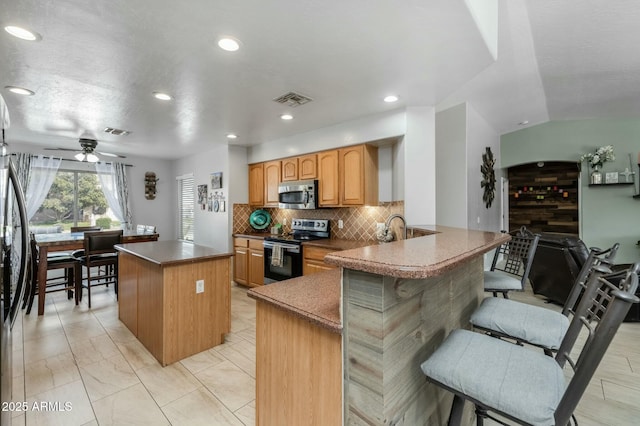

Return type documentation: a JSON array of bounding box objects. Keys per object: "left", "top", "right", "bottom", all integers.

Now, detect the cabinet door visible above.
[
  {"left": 303, "top": 260, "right": 337, "bottom": 276},
  {"left": 249, "top": 163, "right": 264, "bottom": 207},
  {"left": 234, "top": 248, "right": 248, "bottom": 285},
  {"left": 317, "top": 150, "right": 340, "bottom": 206},
  {"left": 340, "top": 145, "right": 365, "bottom": 205},
  {"left": 249, "top": 249, "right": 265, "bottom": 286},
  {"left": 264, "top": 161, "right": 281, "bottom": 207},
  {"left": 299, "top": 154, "right": 317, "bottom": 180},
  {"left": 281, "top": 158, "right": 298, "bottom": 182}
]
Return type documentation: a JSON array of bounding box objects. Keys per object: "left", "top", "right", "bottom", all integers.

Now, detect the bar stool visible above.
[{"left": 76, "top": 230, "right": 122, "bottom": 308}]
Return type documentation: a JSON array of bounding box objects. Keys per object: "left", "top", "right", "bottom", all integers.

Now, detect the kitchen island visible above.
[
  {"left": 116, "top": 240, "right": 233, "bottom": 366},
  {"left": 249, "top": 225, "right": 509, "bottom": 426}
]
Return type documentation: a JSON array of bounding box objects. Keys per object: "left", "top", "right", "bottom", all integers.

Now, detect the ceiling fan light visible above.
[
  {"left": 86, "top": 153, "right": 100, "bottom": 163},
  {"left": 75, "top": 152, "right": 86, "bottom": 162}
]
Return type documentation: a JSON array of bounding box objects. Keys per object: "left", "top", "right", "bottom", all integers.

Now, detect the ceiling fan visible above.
[{"left": 45, "top": 138, "right": 126, "bottom": 162}]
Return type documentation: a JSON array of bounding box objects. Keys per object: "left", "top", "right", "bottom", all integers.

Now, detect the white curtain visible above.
[
  {"left": 25, "top": 155, "right": 61, "bottom": 220},
  {"left": 95, "top": 162, "right": 133, "bottom": 230}
]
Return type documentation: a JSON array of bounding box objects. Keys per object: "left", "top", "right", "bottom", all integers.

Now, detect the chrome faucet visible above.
[{"left": 381, "top": 214, "right": 407, "bottom": 241}]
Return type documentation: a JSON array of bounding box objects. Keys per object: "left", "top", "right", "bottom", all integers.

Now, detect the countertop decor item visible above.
[
  {"left": 481, "top": 147, "right": 496, "bottom": 208},
  {"left": 249, "top": 209, "right": 271, "bottom": 230}
]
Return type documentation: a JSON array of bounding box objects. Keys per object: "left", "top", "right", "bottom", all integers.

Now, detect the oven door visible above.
[{"left": 263, "top": 241, "right": 302, "bottom": 284}]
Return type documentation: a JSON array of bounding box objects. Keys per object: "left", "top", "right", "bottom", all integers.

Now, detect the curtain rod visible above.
[{"left": 10, "top": 153, "right": 133, "bottom": 167}]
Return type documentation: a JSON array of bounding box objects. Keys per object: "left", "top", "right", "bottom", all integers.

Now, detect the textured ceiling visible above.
[{"left": 1, "top": 0, "right": 638, "bottom": 160}]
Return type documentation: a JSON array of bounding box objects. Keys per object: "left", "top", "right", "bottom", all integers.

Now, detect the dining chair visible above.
[
  {"left": 136, "top": 224, "right": 145, "bottom": 234},
  {"left": 25, "top": 233, "right": 81, "bottom": 314},
  {"left": 70, "top": 226, "right": 102, "bottom": 233},
  {"left": 421, "top": 263, "right": 639, "bottom": 426},
  {"left": 76, "top": 230, "right": 123, "bottom": 308},
  {"left": 484, "top": 226, "right": 540, "bottom": 298},
  {"left": 144, "top": 225, "right": 156, "bottom": 234},
  {"left": 470, "top": 243, "right": 619, "bottom": 355}
]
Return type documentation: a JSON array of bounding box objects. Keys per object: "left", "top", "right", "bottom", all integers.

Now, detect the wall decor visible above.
[
  {"left": 197, "top": 184, "right": 208, "bottom": 210},
  {"left": 481, "top": 147, "right": 496, "bottom": 208},
  {"left": 211, "top": 172, "right": 222, "bottom": 189},
  {"left": 144, "top": 172, "right": 159, "bottom": 200}
]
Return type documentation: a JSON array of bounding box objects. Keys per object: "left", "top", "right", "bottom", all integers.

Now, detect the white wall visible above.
[
  {"left": 248, "top": 109, "right": 406, "bottom": 164},
  {"left": 466, "top": 103, "right": 501, "bottom": 231},
  {"left": 404, "top": 107, "right": 436, "bottom": 225},
  {"left": 435, "top": 104, "right": 468, "bottom": 227}
]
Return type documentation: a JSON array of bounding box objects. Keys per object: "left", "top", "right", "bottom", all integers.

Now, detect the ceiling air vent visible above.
[
  {"left": 104, "top": 127, "right": 131, "bottom": 136},
  {"left": 272, "top": 91, "right": 313, "bottom": 107}
]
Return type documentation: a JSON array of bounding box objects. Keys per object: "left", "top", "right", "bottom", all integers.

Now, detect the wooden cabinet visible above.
[
  {"left": 249, "top": 163, "right": 264, "bottom": 207},
  {"left": 299, "top": 154, "right": 317, "bottom": 180},
  {"left": 234, "top": 237, "right": 264, "bottom": 287},
  {"left": 303, "top": 246, "right": 338, "bottom": 276},
  {"left": 248, "top": 239, "right": 265, "bottom": 287},
  {"left": 318, "top": 150, "right": 340, "bottom": 206},
  {"left": 249, "top": 144, "right": 377, "bottom": 208},
  {"left": 281, "top": 157, "right": 299, "bottom": 182},
  {"left": 340, "top": 144, "right": 378, "bottom": 206},
  {"left": 264, "top": 160, "right": 281, "bottom": 207}
]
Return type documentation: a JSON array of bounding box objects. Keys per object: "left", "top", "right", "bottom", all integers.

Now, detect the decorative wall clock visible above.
[{"left": 481, "top": 147, "right": 496, "bottom": 208}]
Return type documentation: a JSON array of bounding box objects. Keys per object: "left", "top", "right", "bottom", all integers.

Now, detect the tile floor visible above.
[{"left": 9, "top": 280, "right": 640, "bottom": 425}]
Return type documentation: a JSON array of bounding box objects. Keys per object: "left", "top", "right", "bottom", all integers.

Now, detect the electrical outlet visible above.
[
  {"left": 376, "top": 222, "right": 385, "bottom": 231},
  {"left": 338, "top": 219, "right": 344, "bottom": 229},
  {"left": 196, "top": 279, "right": 204, "bottom": 294},
  {"left": 283, "top": 218, "right": 287, "bottom": 226}
]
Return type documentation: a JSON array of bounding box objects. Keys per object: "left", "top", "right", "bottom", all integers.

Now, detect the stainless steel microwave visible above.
[{"left": 278, "top": 179, "right": 318, "bottom": 209}]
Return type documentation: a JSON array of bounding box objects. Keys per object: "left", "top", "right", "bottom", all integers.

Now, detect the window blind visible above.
[{"left": 177, "top": 174, "right": 194, "bottom": 241}]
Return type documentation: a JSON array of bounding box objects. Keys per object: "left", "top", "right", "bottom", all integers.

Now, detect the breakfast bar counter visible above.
[
  {"left": 249, "top": 226, "right": 508, "bottom": 426},
  {"left": 116, "top": 241, "right": 233, "bottom": 366}
]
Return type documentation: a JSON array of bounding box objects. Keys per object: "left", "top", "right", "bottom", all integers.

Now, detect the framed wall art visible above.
[{"left": 211, "top": 172, "right": 222, "bottom": 189}]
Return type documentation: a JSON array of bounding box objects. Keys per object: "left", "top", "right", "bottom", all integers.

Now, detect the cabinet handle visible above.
[
  {"left": 236, "top": 250, "right": 246, "bottom": 255},
  {"left": 251, "top": 252, "right": 262, "bottom": 257}
]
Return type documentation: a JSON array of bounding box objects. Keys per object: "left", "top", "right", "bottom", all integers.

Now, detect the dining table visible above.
[{"left": 33, "top": 230, "right": 159, "bottom": 315}]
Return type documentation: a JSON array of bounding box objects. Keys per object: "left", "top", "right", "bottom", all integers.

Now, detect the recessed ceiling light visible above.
[
  {"left": 4, "top": 25, "right": 41, "bottom": 41},
  {"left": 218, "top": 37, "right": 240, "bottom": 52},
  {"left": 280, "top": 114, "right": 293, "bottom": 120},
  {"left": 383, "top": 95, "right": 399, "bottom": 103},
  {"left": 153, "top": 92, "right": 172, "bottom": 101},
  {"left": 5, "top": 86, "right": 35, "bottom": 96},
  {"left": 518, "top": 120, "right": 529, "bottom": 126},
  {"left": 226, "top": 133, "right": 238, "bottom": 139}
]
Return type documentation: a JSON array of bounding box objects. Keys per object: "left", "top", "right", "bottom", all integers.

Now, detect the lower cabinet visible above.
[
  {"left": 303, "top": 246, "right": 338, "bottom": 275},
  {"left": 234, "top": 237, "right": 264, "bottom": 286}
]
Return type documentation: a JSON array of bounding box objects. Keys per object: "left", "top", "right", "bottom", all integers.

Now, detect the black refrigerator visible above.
[{"left": 0, "top": 95, "right": 29, "bottom": 426}]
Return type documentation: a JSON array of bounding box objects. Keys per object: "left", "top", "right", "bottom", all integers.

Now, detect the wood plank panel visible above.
[
  {"left": 136, "top": 257, "right": 164, "bottom": 363},
  {"left": 256, "top": 302, "right": 342, "bottom": 426},
  {"left": 118, "top": 252, "right": 139, "bottom": 335}
]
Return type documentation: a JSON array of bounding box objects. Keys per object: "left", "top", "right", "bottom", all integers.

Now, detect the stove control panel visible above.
[{"left": 291, "top": 219, "right": 329, "bottom": 232}]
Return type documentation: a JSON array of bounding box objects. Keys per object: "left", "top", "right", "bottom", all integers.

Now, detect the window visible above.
[
  {"left": 177, "top": 174, "right": 194, "bottom": 241},
  {"left": 30, "top": 170, "right": 115, "bottom": 231}
]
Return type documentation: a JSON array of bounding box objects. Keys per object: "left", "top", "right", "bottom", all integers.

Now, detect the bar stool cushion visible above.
[
  {"left": 420, "top": 329, "right": 564, "bottom": 426},
  {"left": 469, "top": 297, "right": 570, "bottom": 350},
  {"left": 483, "top": 270, "right": 522, "bottom": 291}
]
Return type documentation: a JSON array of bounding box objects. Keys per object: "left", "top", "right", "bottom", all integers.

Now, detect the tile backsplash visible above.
[{"left": 233, "top": 202, "right": 404, "bottom": 241}]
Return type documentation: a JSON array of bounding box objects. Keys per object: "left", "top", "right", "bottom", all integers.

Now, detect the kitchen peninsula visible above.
[
  {"left": 249, "top": 225, "right": 509, "bottom": 426},
  {"left": 116, "top": 240, "right": 233, "bottom": 366}
]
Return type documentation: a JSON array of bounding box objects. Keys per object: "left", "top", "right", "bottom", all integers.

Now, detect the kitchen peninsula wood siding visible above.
[{"left": 116, "top": 241, "right": 232, "bottom": 366}]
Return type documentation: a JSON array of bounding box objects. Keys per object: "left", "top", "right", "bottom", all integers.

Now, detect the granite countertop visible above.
[
  {"left": 233, "top": 232, "right": 270, "bottom": 239},
  {"left": 324, "top": 225, "right": 509, "bottom": 279},
  {"left": 302, "top": 238, "right": 377, "bottom": 251},
  {"left": 247, "top": 268, "right": 342, "bottom": 334},
  {"left": 115, "top": 240, "right": 233, "bottom": 266}
]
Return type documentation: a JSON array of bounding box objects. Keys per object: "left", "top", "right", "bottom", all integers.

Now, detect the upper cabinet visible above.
[
  {"left": 298, "top": 154, "right": 317, "bottom": 180},
  {"left": 249, "top": 144, "right": 377, "bottom": 208},
  {"left": 264, "top": 160, "right": 281, "bottom": 207},
  {"left": 340, "top": 144, "right": 378, "bottom": 206},
  {"left": 248, "top": 163, "right": 264, "bottom": 207},
  {"left": 318, "top": 150, "right": 340, "bottom": 206},
  {"left": 281, "top": 158, "right": 299, "bottom": 182}
]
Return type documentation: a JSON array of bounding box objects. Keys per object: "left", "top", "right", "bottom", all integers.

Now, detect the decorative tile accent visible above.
[{"left": 233, "top": 202, "right": 404, "bottom": 240}]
